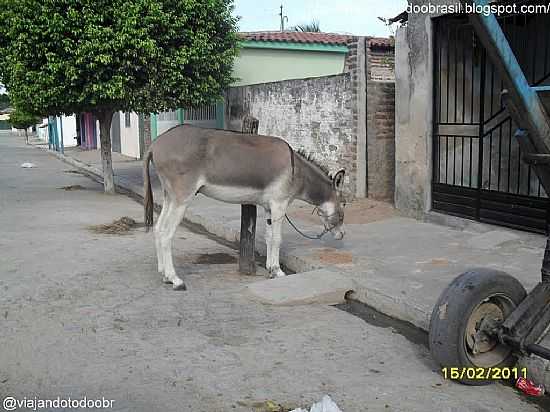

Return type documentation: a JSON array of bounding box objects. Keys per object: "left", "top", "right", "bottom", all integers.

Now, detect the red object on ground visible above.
[{"left": 516, "top": 377, "right": 545, "bottom": 397}]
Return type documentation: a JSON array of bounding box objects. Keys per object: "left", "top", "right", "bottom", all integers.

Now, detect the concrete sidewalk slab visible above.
[
  {"left": 247, "top": 269, "right": 355, "bottom": 306},
  {"left": 468, "top": 230, "right": 521, "bottom": 250}
]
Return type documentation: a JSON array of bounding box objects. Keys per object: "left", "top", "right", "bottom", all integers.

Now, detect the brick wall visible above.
[
  {"left": 366, "top": 45, "right": 395, "bottom": 201},
  {"left": 225, "top": 74, "right": 356, "bottom": 196}
]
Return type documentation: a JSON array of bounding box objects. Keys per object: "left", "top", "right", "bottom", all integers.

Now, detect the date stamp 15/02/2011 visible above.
[{"left": 442, "top": 367, "right": 527, "bottom": 381}]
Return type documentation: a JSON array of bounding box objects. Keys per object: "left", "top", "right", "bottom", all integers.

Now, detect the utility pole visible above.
[{"left": 279, "top": 4, "right": 288, "bottom": 31}]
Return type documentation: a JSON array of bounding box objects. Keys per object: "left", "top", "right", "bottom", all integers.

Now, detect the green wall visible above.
[{"left": 232, "top": 46, "right": 347, "bottom": 86}]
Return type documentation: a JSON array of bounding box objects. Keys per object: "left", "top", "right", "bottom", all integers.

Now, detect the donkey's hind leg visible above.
[
  {"left": 264, "top": 209, "right": 274, "bottom": 277},
  {"left": 154, "top": 189, "right": 170, "bottom": 274},
  {"left": 159, "top": 196, "right": 192, "bottom": 290}
]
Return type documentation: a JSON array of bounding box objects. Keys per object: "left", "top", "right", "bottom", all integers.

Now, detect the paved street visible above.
[{"left": 0, "top": 133, "right": 543, "bottom": 411}]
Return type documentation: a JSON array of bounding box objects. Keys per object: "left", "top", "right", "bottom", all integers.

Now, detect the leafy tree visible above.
[
  {"left": 0, "top": 0, "right": 239, "bottom": 193},
  {"left": 293, "top": 20, "right": 321, "bottom": 32},
  {"left": 8, "top": 107, "right": 40, "bottom": 144}
]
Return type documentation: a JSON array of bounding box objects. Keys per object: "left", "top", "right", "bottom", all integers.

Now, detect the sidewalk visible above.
[{"left": 45, "top": 144, "right": 550, "bottom": 387}]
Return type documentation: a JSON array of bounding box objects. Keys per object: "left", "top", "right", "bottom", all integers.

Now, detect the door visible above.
[{"left": 432, "top": 13, "right": 550, "bottom": 233}]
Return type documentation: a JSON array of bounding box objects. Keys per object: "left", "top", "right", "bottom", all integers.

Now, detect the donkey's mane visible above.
[{"left": 295, "top": 149, "right": 333, "bottom": 180}]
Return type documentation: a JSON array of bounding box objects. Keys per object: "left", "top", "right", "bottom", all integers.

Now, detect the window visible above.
[{"left": 125, "top": 112, "right": 131, "bottom": 128}]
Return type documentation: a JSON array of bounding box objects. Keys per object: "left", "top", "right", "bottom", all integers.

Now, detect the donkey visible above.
[{"left": 143, "top": 124, "right": 346, "bottom": 290}]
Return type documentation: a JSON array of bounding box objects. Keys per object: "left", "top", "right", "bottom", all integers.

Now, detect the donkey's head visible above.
[{"left": 318, "top": 169, "right": 346, "bottom": 240}]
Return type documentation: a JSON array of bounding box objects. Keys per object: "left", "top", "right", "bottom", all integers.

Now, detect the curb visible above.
[{"left": 39, "top": 146, "right": 550, "bottom": 390}]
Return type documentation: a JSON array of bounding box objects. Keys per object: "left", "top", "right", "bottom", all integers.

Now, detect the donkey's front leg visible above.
[
  {"left": 264, "top": 210, "right": 273, "bottom": 275},
  {"left": 267, "top": 206, "right": 287, "bottom": 278}
]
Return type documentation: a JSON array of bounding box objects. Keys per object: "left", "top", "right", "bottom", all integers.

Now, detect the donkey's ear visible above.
[{"left": 333, "top": 169, "right": 345, "bottom": 190}]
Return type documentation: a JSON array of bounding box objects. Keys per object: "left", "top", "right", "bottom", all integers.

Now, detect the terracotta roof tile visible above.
[{"left": 240, "top": 31, "right": 394, "bottom": 49}]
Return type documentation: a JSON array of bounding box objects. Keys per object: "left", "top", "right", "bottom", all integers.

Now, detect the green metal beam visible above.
[{"left": 241, "top": 40, "right": 348, "bottom": 54}]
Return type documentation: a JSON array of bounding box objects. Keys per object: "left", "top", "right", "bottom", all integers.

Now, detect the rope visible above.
[{"left": 285, "top": 214, "right": 328, "bottom": 240}]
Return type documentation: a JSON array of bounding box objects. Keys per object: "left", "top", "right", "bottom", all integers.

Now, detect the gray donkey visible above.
[{"left": 144, "top": 124, "right": 346, "bottom": 290}]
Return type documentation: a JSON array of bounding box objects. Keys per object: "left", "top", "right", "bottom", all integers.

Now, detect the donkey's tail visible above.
[{"left": 143, "top": 148, "right": 154, "bottom": 232}]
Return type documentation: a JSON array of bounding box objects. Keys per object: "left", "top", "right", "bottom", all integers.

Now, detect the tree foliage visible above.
[
  {"left": 292, "top": 20, "right": 321, "bottom": 32},
  {"left": 0, "top": 0, "right": 239, "bottom": 191},
  {"left": 8, "top": 107, "right": 39, "bottom": 130},
  {"left": 0, "top": 0, "right": 239, "bottom": 115}
]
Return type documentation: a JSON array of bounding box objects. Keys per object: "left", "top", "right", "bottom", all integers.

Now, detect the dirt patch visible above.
[
  {"left": 288, "top": 198, "right": 397, "bottom": 225},
  {"left": 314, "top": 248, "right": 353, "bottom": 265},
  {"left": 193, "top": 253, "right": 237, "bottom": 265},
  {"left": 236, "top": 400, "right": 298, "bottom": 412},
  {"left": 87, "top": 217, "right": 139, "bottom": 235},
  {"left": 58, "top": 184, "right": 86, "bottom": 191},
  {"left": 416, "top": 258, "right": 450, "bottom": 267},
  {"left": 63, "top": 170, "right": 86, "bottom": 175}
]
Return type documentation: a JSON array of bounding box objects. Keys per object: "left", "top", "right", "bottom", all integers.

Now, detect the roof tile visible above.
[{"left": 240, "top": 31, "right": 394, "bottom": 49}]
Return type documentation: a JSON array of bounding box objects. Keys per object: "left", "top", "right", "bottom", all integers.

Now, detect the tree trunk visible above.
[
  {"left": 96, "top": 110, "right": 115, "bottom": 194},
  {"left": 24, "top": 129, "right": 28, "bottom": 144}
]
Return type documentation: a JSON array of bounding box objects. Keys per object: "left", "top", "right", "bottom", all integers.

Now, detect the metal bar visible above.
[
  {"left": 525, "top": 343, "right": 550, "bottom": 361},
  {"left": 454, "top": 27, "right": 459, "bottom": 123},
  {"left": 463, "top": 28, "right": 467, "bottom": 124},
  {"left": 532, "top": 14, "right": 538, "bottom": 85},
  {"left": 497, "top": 124, "right": 502, "bottom": 191},
  {"left": 506, "top": 118, "right": 512, "bottom": 192},
  {"left": 446, "top": 136, "right": 449, "bottom": 184},
  {"left": 471, "top": 30, "right": 475, "bottom": 123},
  {"left": 461, "top": 136, "right": 465, "bottom": 186},
  {"left": 469, "top": 137, "right": 473, "bottom": 187},
  {"left": 488, "top": 132, "right": 493, "bottom": 190},
  {"left": 447, "top": 24, "right": 451, "bottom": 123},
  {"left": 463, "top": 0, "right": 550, "bottom": 153},
  {"left": 453, "top": 136, "right": 457, "bottom": 185},
  {"left": 477, "top": 48, "right": 486, "bottom": 218}
]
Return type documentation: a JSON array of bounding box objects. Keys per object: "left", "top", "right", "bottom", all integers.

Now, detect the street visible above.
[{"left": 0, "top": 133, "right": 543, "bottom": 411}]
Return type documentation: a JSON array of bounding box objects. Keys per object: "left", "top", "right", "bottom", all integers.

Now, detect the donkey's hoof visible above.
[
  {"left": 172, "top": 279, "right": 187, "bottom": 291},
  {"left": 162, "top": 275, "right": 172, "bottom": 284},
  {"left": 275, "top": 269, "right": 287, "bottom": 278},
  {"left": 267, "top": 268, "right": 286, "bottom": 279}
]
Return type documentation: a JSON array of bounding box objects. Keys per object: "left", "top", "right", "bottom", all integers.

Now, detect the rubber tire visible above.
[{"left": 429, "top": 268, "right": 527, "bottom": 385}]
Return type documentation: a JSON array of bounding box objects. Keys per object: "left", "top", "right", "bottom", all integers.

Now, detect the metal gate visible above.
[{"left": 432, "top": 13, "right": 550, "bottom": 233}]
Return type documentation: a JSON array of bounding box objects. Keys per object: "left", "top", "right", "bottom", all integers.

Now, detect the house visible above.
[{"left": 394, "top": 2, "right": 550, "bottom": 232}]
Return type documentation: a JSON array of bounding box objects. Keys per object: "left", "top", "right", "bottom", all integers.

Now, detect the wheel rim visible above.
[{"left": 463, "top": 293, "right": 516, "bottom": 367}]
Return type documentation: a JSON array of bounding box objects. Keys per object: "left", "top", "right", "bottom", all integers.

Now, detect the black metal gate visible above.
[{"left": 432, "top": 13, "right": 550, "bottom": 233}]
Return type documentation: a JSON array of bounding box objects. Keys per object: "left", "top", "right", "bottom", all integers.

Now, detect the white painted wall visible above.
[
  {"left": 37, "top": 118, "right": 48, "bottom": 141},
  {"left": 119, "top": 112, "right": 141, "bottom": 159},
  {"left": 59, "top": 115, "right": 77, "bottom": 147}
]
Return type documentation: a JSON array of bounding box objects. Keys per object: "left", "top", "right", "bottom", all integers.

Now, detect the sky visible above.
[{"left": 233, "top": 0, "right": 408, "bottom": 37}]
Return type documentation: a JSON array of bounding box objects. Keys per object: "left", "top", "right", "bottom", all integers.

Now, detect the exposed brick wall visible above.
[
  {"left": 225, "top": 74, "right": 356, "bottom": 197},
  {"left": 366, "top": 45, "right": 396, "bottom": 201},
  {"left": 368, "top": 47, "right": 395, "bottom": 81},
  {"left": 367, "top": 82, "right": 395, "bottom": 200}
]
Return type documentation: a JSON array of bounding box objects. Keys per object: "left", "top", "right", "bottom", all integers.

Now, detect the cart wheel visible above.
[{"left": 429, "top": 268, "right": 527, "bottom": 385}]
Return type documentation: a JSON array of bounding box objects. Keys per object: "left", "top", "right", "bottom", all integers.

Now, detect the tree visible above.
[
  {"left": 0, "top": 0, "right": 239, "bottom": 193},
  {"left": 292, "top": 20, "right": 321, "bottom": 32},
  {"left": 8, "top": 107, "right": 40, "bottom": 144}
]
